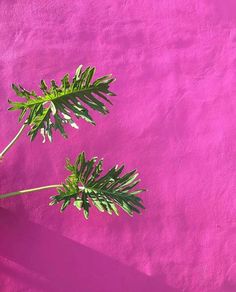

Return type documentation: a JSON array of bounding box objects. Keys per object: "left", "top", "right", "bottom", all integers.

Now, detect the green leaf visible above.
[
  {"left": 75, "top": 65, "right": 83, "bottom": 80},
  {"left": 92, "top": 199, "right": 105, "bottom": 212},
  {"left": 49, "top": 152, "right": 145, "bottom": 218},
  {"left": 74, "top": 200, "right": 83, "bottom": 210},
  {"left": 40, "top": 80, "right": 49, "bottom": 94},
  {"left": 9, "top": 65, "right": 115, "bottom": 141},
  {"left": 60, "top": 199, "right": 70, "bottom": 212}
]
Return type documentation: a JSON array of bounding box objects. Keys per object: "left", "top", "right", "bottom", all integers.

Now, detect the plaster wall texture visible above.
[{"left": 0, "top": 1, "right": 236, "bottom": 291}]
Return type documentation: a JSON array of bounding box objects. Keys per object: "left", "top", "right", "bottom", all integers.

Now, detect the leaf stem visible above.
[
  {"left": 0, "top": 124, "right": 27, "bottom": 158},
  {"left": 0, "top": 184, "right": 62, "bottom": 199}
]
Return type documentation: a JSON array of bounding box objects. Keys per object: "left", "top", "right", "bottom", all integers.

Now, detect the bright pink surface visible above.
[{"left": 0, "top": 1, "right": 236, "bottom": 291}]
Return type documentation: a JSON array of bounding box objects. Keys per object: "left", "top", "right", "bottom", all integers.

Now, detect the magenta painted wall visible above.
[{"left": 0, "top": 1, "right": 236, "bottom": 291}]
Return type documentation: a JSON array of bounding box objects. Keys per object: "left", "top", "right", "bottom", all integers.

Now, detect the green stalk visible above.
[
  {"left": 0, "top": 124, "right": 27, "bottom": 159},
  {"left": 0, "top": 184, "right": 62, "bottom": 199}
]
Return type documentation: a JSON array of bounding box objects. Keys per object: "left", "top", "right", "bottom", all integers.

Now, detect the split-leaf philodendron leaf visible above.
[
  {"left": 50, "top": 152, "right": 145, "bottom": 219},
  {"left": 8, "top": 65, "right": 115, "bottom": 142}
]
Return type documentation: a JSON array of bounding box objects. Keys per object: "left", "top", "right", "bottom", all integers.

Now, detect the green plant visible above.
[
  {"left": 0, "top": 66, "right": 145, "bottom": 219},
  {"left": 1, "top": 65, "right": 114, "bottom": 157}
]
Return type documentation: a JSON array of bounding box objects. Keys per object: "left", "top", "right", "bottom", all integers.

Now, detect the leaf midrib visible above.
[{"left": 22, "top": 85, "right": 98, "bottom": 108}]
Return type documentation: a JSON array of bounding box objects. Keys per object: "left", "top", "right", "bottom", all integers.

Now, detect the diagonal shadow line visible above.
[
  {"left": 0, "top": 208, "right": 180, "bottom": 292},
  {"left": 0, "top": 259, "right": 51, "bottom": 292}
]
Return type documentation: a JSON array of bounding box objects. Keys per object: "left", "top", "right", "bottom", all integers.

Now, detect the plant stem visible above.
[
  {"left": 0, "top": 184, "right": 62, "bottom": 199},
  {"left": 0, "top": 124, "right": 27, "bottom": 158}
]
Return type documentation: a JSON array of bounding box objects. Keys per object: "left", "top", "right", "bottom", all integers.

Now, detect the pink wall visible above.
[{"left": 0, "top": 1, "right": 236, "bottom": 291}]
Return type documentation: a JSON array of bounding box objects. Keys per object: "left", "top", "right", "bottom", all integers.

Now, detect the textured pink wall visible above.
[{"left": 0, "top": 1, "right": 236, "bottom": 291}]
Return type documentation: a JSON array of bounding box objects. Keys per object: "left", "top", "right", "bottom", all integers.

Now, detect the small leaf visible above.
[
  {"left": 12, "top": 84, "right": 24, "bottom": 97},
  {"left": 40, "top": 80, "right": 48, "bottom": 94},
  {"left": 50, "top": 102, "right": 57, "bottom": 115},
  {"left": 74, "top": 200, "right": 83, "bottom": 210},
  {"left": 60, "top": 199, "right": 71, "bottom": 212},
  {"left": 92, "top": 199, "right": 105, "bottom": 212},
  {"left": 75, "top": 65, "right": 83, "bottom": 80}
]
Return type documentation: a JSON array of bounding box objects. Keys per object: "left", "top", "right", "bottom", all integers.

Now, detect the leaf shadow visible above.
[{"left": 0, "top": 207, "right": 180, "bottom": 292}]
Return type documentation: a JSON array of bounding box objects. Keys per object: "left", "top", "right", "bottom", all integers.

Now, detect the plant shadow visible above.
[{"left": 0, "top": 207, "right": 180, "bottom": 292}]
